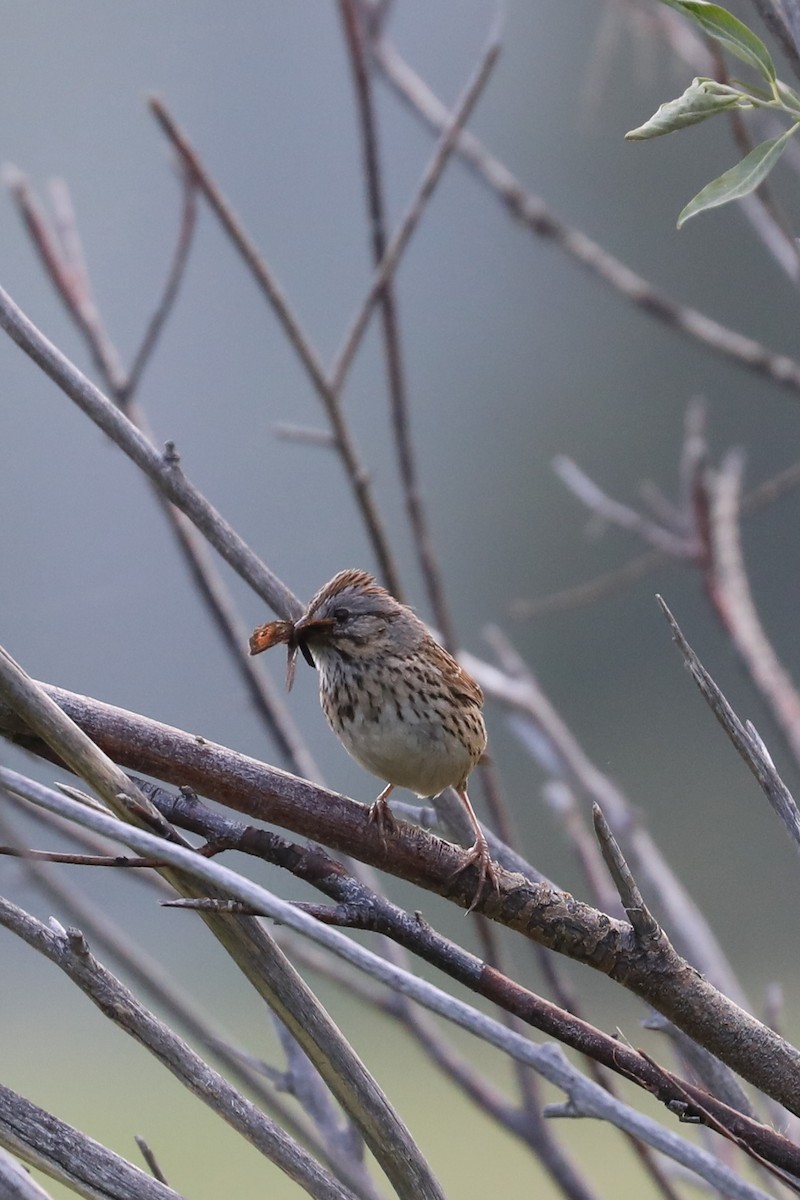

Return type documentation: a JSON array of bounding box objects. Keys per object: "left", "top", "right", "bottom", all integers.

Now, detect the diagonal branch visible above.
[
  {"left": 339, "top": 0, "right": 458, "bottom": 651},
  {"left": 0, "top": 1084, "right": 182, "bottom": 1200},
  {"left": 372, "top": 30, "right": 800, "bottom": 399}
]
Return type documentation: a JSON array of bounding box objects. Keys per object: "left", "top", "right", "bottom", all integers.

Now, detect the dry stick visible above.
[
  {"left": 7, "top": 172, "right": 318, "bottom": 781},
  {"left": 748, "top": 0, "right": 800, "bottom": 78},
  {"left": 534, "top": 948, "right": 685, "bottom": 1200},
  {"left": 122, "top": 169, "right": 198, "bottom": 403},
  {"left": 592, "top": 804, "right": 660, "bottom": 944},
  {"left": 10, "top": 795, "right": 377, "bottom": 1194},
  {"left": 0, "top": 900, "right": 355, "bottom": 1200},
  {"left": 5, "top": 698, "right": 800, "bottom": 1123},
  {"left": 326, "top": 21, "right": 501, "bottom": 402},
  {"left": 0, "top": 274, "right": 500, "bottom": 859},
  {"left": 515, "top": 433, "right": 800, "bottom": 621},
  {"left": 134, "top": 1137, "right": 169, "bottom": 1187},
  {"left": 0, "top": 1084, "right": 183, "bottom": 1200},
  {"left": 553, "top": 456, "right": 699, "bottom": 559},
  {"left": 147, "top": 96, "right": 402, "bottom": 602},
  {"left": 0, "top": 283, "right": 302, "bottom": 620},
  {"left": 469, "top": 916, "right": 600, "bottom": 1200},
  {"left": 0, "top": 1147, "right": 58, "bottom": 1200},
  {"left": 150, "top": 23, "right": 500, "bottom": 601},
  {"left": 282, "top": 939, "right": 731, "bottom": 1200},
  {"left": 0, "top": 807, "right": 380, "bottom": 1200},
  {"left": 706, "top": 450, "right": 800, "bottom": 777},
  {"left": 478, "top": 624, "right": 750, "bottom": 1007},
  {"left": 0, "top": 656, "right": 444, "bottom": 1200},
  {"left": 338, "top": 0, "right": 458, "bottom": 653},
  {"left": 657, "top": 597, "right": 800, "bottom": 855},
  {"left": 0, "top": 772, "right": 784, "bottom": 1200},
  {"left": 372, "top": 32, "right": 800, "bottom": 397}
]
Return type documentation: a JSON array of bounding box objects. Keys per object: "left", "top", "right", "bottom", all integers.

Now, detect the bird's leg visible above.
[
  {"left": 449, "top": 787, "right": 500, "bottom": 913},
  {"left": 368, "top": 783, "right": 396, "bottom": 846}
]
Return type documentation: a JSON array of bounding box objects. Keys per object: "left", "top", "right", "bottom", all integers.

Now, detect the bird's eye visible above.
[{"left": 333, "top": 607, "right": 350, "bottom": 623}]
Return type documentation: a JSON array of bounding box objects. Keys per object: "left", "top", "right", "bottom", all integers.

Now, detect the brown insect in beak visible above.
[
  {"left": 248, "top": 620, "right": 295, "bottom": 656},
  {"left": 248, "top": 618, "right": 303, "bottom": 689},
  {"left": 249, "top": 615, "right": 335, "bottom": 690}
]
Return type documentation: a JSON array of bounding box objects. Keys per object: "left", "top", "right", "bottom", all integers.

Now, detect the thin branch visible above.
[
  {"left": 592, "top": 803, "right": 660, "bottom": 943},
  {"left": 749, "top": 0, "right": 800, "bottom": 77},
  {"left": 513, "top": 438, "right": 800, "bottom": 622},
  {"left": 553, "top": 456, "right": 698, "bottom": 558},
  {"left": 0, "top": 282, "right": 303, "bottom": 620},
  {"left": 147, "top": 96, "right": 403, "bottom": 599},
  {"left": 510, "top": 548, "right": 665, "bottom": 619},
  {"left": 0, "top": 1148, "right": 57, "bottom": 1200},
  {"left": 372, "top": 31, "right": 800, "bottom": 398},
  {"left": 706, "top": 450, "right": 800, "bottom": 773},
  {"left": 339, "top": 0, "right": 458, "bottom": 652},
  {"left": 123, "top": 168, "right": 198, "bottom": 402},
  {"left": 474, "top": 624, "right": 751, "bottom": 1007},
  {"left": 150, "top": 20, "right": 500, "bottom": 603},
  {"left": 657, "top": 596, "right": 800, "bottom": 854},
  {"left": 0, "top": 1084, "right": 183, "bottom": 1200},
  {"left": 134, "top": 1138, "right": 169, "bottom": 1187}
]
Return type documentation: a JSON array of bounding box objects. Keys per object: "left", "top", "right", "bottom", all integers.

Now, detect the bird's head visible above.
[{"left": 248, "top": 569, "right": 422, "bottom": 685}]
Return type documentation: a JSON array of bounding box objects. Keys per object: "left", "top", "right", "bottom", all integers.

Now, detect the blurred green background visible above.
[{"left": 2, "top": 2, "right": 800, "bottom": 1196}]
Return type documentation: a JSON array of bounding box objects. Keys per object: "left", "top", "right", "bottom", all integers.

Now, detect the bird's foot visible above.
[
  {"left": 368, "top": 794, "right": 396, "bottom": 848},
  {"left": 450, "top": 831, "right": 500, "bottom": 914}
]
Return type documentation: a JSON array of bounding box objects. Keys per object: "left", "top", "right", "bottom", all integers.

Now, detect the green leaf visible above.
[
  {"left": 660, "top": 1, "right": 776, "bottom": 82},
  {"left": 677, "top": 126, "right": 797, "bottom": 227},
  {"left": 625, "top": 78, "right": 743, "bottom": 140}
]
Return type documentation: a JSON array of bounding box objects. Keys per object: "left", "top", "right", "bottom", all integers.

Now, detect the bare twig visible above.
[
  {"left": 134, "top": 1138, "right": 169, "bottom": 1187},
  {"left": 513, "top": 438, "right": 800, "bottom": 621},
  {"left": 592, "top": 803, "right": 660, "bottom": 944},
  {"left": 150, "top": 19, "right": 500, "bottom": 605},
  {"left": 706, "top": 450, "right": 800, "bottom": 772},
  {"left": 123, "top": 168, "right": 198, "bottom": 402},
  {"left": 657, "top": 596, "right": 800, "bottom": 854},
  {"left": 326, "top": 18, "right": 502, "bottom": 399},
  {"left": 339, "top": 0, "right": 458, "bottom": 652},
  {"left": 0, "top": 283, "right": 302, "bottom": 619},
  {"left": 5, "top": 750, "right": 800, "bottom": 1128},
  {"left": 372, "top": 31, "right": 800, "bottom": 398},
  {"left": 147, "top": 97, "right": 403, "bottom": 599},
  {"left": 554, "top": 456, "right": 698, "bottom": 558},
  {"left": 476, "top": 624, "right": 750, "bottom": 1006}
]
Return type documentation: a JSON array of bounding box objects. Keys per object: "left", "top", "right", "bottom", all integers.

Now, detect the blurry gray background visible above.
[{"left": 2, "top": 3, "right": 800, "bottom": 1197}]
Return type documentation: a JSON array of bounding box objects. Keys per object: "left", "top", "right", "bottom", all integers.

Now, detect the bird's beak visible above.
[{"left": 291, "top": 614, "right": 336, "bottom": 639}]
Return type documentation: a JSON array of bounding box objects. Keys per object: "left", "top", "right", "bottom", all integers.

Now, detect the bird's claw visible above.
[
  {"left": 368, "top": 795, "right": 396, "bottom": 848},
  {"left": 450, "top": 834, "right": 500, "bottom": 914}
]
